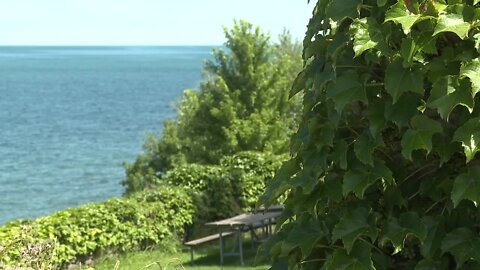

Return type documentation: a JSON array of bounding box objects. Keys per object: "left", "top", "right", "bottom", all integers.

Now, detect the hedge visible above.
[{"left": 0, "top": 185, "right": 194, "bottom": 269}]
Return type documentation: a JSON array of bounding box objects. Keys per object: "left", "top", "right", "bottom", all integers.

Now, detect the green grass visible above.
[{"left": 91, "top": 239, "right": 270, "bottom": 270}]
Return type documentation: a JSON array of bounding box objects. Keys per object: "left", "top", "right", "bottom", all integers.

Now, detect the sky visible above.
[{"left": 0, "top": 0, "right": 313, "bottom": 46}]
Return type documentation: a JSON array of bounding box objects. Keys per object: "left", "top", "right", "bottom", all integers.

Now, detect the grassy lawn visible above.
[{"left": 91, "top": 239, "right": 270, "bottom": 270}]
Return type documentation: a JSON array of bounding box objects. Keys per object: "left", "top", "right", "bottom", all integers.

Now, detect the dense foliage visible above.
[
  {"left": 160, "top": 151, "right": 286, "bottom": 221},
  {"left": 261, "top": 0, "right": 480, "bottom": 269},
  {"left": 123, "top": 20, "right": 302, "bottom": 194},
  {"left": 0, "top": 186, "right": 194, "bottom": 269}
]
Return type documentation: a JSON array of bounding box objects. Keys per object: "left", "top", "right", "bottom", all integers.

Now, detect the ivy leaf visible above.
[
  {"left": 427, "top": 76, "right": 474, "bottom": 120},
  {"left": 460, "top": 59, "right": 480, "bottom": 97},
  {"left": 260, "top": 160, "right": 299, "bottom": 204},
  {"left": 343, "top": 161, "right": 393, "bottom": 199},
  {"left": 324, "top": 173, "right": 343, "bottom": 202},
  {"left": 420, "top": 217, "right": 445, "bottom": 259},
  {"left": 400, "top": 38, "right": 416, "bottom": 65},
  {"left": 354, "top": 130, "right": 384, "bottom": 166},
  {"left": 453, "top": 117, "right": 480, "bottom": 162},
  {"left": 401, "top": 115, "right": 443, "bottom": 160},
  {"left": 331, "top": 140, "right": 348, "bottom": 170},
  {"left": 433, "top": 135, "right": 460, "bottom": 165},
  {"left": 326, "top": 0, "right": 361, "bottom": 23},
  {"left": 384, "top": 94, "right": 419, "bottom": 127},
  {"left": 326, "top": 71, "right": 367, "bottom": 113},
  {"left": 350, "top": 17, "right": 388, "bottom": 57},
  {"left": 377, "top": 0, "right": 387, "bottom": 7},
  {"left": 380, "top": 212, "right": 427, "bottom": 254},
  {"left": 384, "top": 1, "right": 422, "bottom": 34},
  {"left": 290, "top": 69, "right": 306, "bottom": 98},
  {"left": 385, "top": 60, "right": 424, "bottom": 103},
  {"left": 332, "top": 207, "right": 377, "bottom": 253},
  {"left": 286, "top": 218, "right": 327, "bottom": 259},
  {"left": 451, "top": 166, "right": 480, "bottom": 207},
  {"left": 363, "top": 98, "right": 386, "bottom": 137},
  {"left": 433, "top": 12, "right": 471, "bottom": 39},
  {"left": 441, "top": 227, "right": 480, "bottom": 266},
  {"left": 323, "top": 241, "right": 375, "bottom": 270}
]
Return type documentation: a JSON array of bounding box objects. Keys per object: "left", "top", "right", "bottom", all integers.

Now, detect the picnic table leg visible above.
[
  {"left": 239, "top": 230, "right": 244, "bottom": 265},
  {"left": 190, "top": 247, "right": 194, "bottom": 265},
  {"left": 220, "top": 232, "right": 224, "bottom": 265}
]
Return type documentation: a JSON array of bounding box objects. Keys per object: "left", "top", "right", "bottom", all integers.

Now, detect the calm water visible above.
[{"left": 0, "top": 46, "right": 212, "bottom": 224}]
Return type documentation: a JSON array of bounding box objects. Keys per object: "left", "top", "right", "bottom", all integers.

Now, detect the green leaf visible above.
[
  {"left": 377, "top": 0, "right": 387, "bottom": 7},
  {"left": 331, "top": 140, "right": 348, "bottom": 170},
  {"left": 453, "top": 117, "right": 480, "bottom": 162},
  {"left": 385, "top": 92, "right": 422, "bottom": 128},
  {"left": 400, "top": 38, "right": 416, "bottom": 65},
  {"left": 441, "top": 228, "right": 480, "bottom": 266},
  {"left": 385, "top": 60, "right": 424, "bottom": 103},
  {"left": 385, "top": 1, "right": 422, "bottom": 34},
  {"left": 354, "top": 130, "right": 384, "bottom": 166},
  {"left": 460, "top": 59, "right": 480, "bottom": 97},
  {"left": 343, "top": 161, "right": 393, "bottom": 199},
  {"left": 433, "top": 135, "right": 460, "bottom": 165},
  {"left": 260, "top": 160, "right": 299, "bottom": 204},
  {"left": 451, "top": 166, "right": 480, "bottom": 207},
  {"left": 332, "top": 207, "right": 377, "bottom": 253},
  {"left": 364, "top": 99, "right": 386, "bottom": 137},
  {"left": 326, "top": 71, "right": 367, "bottom": 113},
  {"left": 433, "top": 12, "right": 470, "bottom": 39},
  {"left": 286, "top": 218, "right": 327, "bottom": 258},
  {"left": 290, "top": 69, "right": 306, "bottom": 98},
  {"left": 350, "top": 17, "right": 388, "bottom": 57},
  {"left": 420, "top": 217, "right": 444, "bottom": 259},
  {"left": 427, "top": 76, "right": 474, "bottom": 120},
  {"left": 326, "top": 0, "right": 361, "bottom": 23},
  {"left": 323, "top": 241, "right": 375, "bottom": 270},
  {"left": 324, "top": 173, "right": 343, "bottom": 202},
  {"left": 380, "top": 212, "right": 427, "bottom": 253},
  {"left": 401, "top": 115, "right": 443, "bottom": 160}
]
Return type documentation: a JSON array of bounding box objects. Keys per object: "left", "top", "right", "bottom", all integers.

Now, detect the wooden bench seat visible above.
[{"left": 184, "top": 231, "right": 236, "bottom": 263}]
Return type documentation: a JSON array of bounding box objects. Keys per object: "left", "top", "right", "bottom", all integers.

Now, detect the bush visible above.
[
  {"left": 0, "top": 186, "right": 194, "bottom": 269},
  {"left": 160, "top": 151, "right": 286, "bottom": 222}
]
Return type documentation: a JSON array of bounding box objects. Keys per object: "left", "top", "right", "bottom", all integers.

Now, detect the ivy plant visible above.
[{"left": 261, "top": 0, "right": 480, "bottom": 269}]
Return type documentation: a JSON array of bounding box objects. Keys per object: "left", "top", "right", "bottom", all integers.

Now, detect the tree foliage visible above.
[
  {"left": 123, "top": 20, "right": 302, "bottom": 194},
  {"left": 261, "top": 0, "right": 480, "bottom": 269}
]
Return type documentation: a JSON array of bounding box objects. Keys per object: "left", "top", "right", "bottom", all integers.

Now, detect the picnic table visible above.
[{"left": 205, "top": 210, "right": 283, "bottom": 265}]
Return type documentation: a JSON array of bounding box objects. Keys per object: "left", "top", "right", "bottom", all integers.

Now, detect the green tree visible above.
[
  {"left": 123, "top": 20, "right": 302, "bottom": 194},
  {"left": 262, "top": 0, "right": 480, "bottom": 269}
]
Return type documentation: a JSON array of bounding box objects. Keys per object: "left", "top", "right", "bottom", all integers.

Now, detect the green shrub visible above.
[
  {"left": 221, "top": 151, "right": 287, "bottom": 210},
  {"left": 161, "top": 163, "right": 238, "bottom": 221},
  {"left": 0, "top": 186, "right": 194, "bottom": 269},
  {"left": 160, "top": 151, "right": 286, "bottom": 221}
]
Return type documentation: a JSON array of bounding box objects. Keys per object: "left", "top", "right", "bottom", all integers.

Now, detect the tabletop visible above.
[{"left": 205, "top": 211, "right": 282, "bottom": 227}]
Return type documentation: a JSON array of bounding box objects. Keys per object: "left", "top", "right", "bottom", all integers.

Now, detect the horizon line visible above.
[{"left": 0, "top": 44, "right": 223, "bottom": 47}]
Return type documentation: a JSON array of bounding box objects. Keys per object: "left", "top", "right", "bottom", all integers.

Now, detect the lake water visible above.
[{"left": 0, "top": 46, "right": 212, "bottom": 224}]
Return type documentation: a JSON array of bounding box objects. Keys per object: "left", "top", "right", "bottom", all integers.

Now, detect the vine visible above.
[{"left": 261, "top": 0, "right": 480, "bottom": 269}]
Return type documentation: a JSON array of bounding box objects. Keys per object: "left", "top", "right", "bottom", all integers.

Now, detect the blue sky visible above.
[{"left": 0, "top": 0, "right": 313, "bottom": 45}]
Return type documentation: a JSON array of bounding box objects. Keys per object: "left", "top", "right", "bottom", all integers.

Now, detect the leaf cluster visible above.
[{"left": 262, "top": 0, "right": 480, "bottom": 269}]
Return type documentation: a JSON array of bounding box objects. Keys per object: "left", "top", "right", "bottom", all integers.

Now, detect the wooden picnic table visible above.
[{"left": 205, "top": 210, "right": 283, "bottom": 265}]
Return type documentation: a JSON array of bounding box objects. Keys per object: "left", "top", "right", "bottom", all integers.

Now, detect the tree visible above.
[
  {"left": 261, "top": 0, "right": 480, "bottom": 269},
  {"left": 123, "top": 20, "right": 302, "bottom": 194}
]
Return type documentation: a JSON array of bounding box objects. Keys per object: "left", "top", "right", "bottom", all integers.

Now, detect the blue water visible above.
[{"left": 0, "top": 46, "right": 213, "bottom": 224}]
